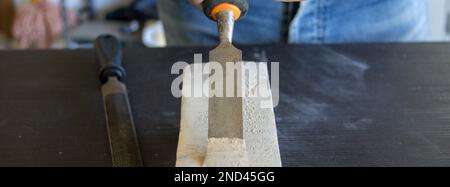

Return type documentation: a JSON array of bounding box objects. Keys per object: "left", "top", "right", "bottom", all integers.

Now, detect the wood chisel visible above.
[
  {"left": 95, "top": 34, "right": 143, "bottom": 167},
  {"left": 202, "top": 0, "right": 249, "bottom": 139}
]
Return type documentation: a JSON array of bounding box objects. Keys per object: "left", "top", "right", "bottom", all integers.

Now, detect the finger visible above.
[
  {"left": 190, "top": 0, "right": 303, "bottom": 10},
  {"left": 191, "top": 0, "right": 204, "bottom": 4},
  {"left": 190, "top": 0, "right": 203, "bottom": 9}
]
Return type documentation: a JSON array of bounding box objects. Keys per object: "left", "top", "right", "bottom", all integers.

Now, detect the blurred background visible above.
[
  {"left": 0, "top": 0, "right": 163, "bottom": 49},
  {"left": 0, "top": 0, "right": 449, "bottom": 49}
]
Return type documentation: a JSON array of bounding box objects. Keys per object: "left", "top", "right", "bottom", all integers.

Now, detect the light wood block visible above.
[{"left": 176, "top": 62, "right": 282, "bottom": 167}]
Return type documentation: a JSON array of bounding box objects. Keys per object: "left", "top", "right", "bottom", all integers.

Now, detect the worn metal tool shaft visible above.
[
  {"left": 202, "top": 0, "right": 249, "bottom": 139},
  {"left": 217, "top": 11, "right": 235, "bottom": 43},
  {"left": 208, "top": 11, "right": 243, "bottom": 139}
]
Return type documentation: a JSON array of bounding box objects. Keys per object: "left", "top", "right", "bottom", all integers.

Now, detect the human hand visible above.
[
  {"left": 190, "top": 0, "right": 302, "bottom": 8},
  {"left": 12, "top": 0, "right": 77, "bottom": 49}
]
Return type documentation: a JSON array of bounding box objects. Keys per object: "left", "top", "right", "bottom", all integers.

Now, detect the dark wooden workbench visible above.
[{"left": 1, "top": 43, "right": 450, "bottom": 167}]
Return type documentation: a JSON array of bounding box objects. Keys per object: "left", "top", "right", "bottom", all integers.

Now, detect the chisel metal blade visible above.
[
  {"left": 208, "top": 40, "right": 244, "bottom": 139},
  {"left": 205, "top": 3, "right": 246, "bottom": 139}
]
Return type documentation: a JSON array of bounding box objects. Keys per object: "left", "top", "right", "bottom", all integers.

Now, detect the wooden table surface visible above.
[{"left": 1, "top": 43, "right": 450, "bottom": 166}]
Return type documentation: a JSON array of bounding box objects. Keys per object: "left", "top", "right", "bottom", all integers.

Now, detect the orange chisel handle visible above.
[{"left": 202, "top": 0, "right": 249, "bottom": 21}]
